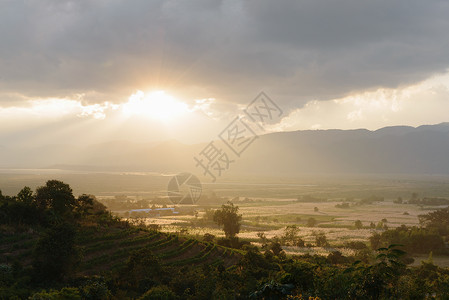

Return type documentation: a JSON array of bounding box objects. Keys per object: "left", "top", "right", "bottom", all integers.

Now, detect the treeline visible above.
[
  {"left": 0, "top": 180, "right": 116, "bottom": 227},
  {"left": 369, "top": 207, "right": 449, "bottom": 255}
]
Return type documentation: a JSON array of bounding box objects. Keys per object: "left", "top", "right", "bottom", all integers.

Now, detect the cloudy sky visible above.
[{"left": 1, "top": 0, "right": 449, "bottom": 146}]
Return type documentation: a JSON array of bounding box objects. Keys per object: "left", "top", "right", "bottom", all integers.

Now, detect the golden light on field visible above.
[{"left": 122, "top": 90, "right": 189, "bottom": 122}]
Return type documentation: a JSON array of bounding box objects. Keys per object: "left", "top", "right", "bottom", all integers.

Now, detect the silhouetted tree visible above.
[
  {"left": 355, "top": 220, "right": 363, "bottom": 229},
  {"left": 35, "top": 180, "right": 76, "bottom": 215},
  {"left": 17, "top": 186, "right": 33, "bottom": 204},
  {"left": 213, "top": 201, "right": 242, "bottom": 239},
  {"left": 74, "top": 194, "right": 95, "bottom": 217}
]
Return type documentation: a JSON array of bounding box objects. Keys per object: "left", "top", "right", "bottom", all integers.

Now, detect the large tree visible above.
[
  {"left": 35, "top": 180, "right": 76, "bottom": 215},
  {"left": 213, "top": 201, "right": 242, "bottom": 239},
  {"left": 419, "top": 207, "right": 449, "bottom": 235}
]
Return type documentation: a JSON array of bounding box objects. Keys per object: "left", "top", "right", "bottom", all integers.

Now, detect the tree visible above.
[
  {"left": 17, "top": 186, "right": 33, "bottom": 204},
  {"left": 282, "top": 225, "right": 304, "bottom": 247},
  {"left": 314, "top": 232, "right": 329, "bottom": 247},
  {"left": 213, "top": 201, "right": 242, "bottom": 239},
  {"left": 203, "top": 233, "right": 215, "bottom": 242},
  {"left": 74, "top": 194, "right": 108, "bottom": 218},
  {"left": 355, "top": 220, "right": 363, "bottom": 229},
  {"left": 307, "top": 217, "right": 317, "bottom": 227},
  {"left": 419, "top": 207, "right": 449, "bottom": 235},
  {"left": 268, "top": 241, "right": 285, "bottom": 258},
  {"left": 370, "top": 232, "right": 382, "bottom": 250},
  {"left": 35, "top": 180, "right": 76, "bottom": 215},
  {"left": 32, "top": 222, "right": 79, "bottom": 281},
  {"left": 123, "top": 247, "right": 162, "bottom": 293}
]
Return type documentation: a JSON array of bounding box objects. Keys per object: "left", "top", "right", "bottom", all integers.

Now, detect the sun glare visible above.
[{"left": 122, "top": 90, "right": 188, "bottom": 121}]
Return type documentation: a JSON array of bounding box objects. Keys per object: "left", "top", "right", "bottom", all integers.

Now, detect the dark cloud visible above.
[{"left": 1, "top": 0, "right": 449, "bottom": 109}]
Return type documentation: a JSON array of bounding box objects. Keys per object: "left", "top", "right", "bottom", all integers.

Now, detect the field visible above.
[
  {"left": 1, "top": 171, "right": 449, "bottom": 266},
  {"left": 141, "top": 197, "right": 449, "bottom": 265}
]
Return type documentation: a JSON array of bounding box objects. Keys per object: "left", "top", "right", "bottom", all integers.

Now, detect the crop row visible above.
[
  {"left": 165, "top": 242, "right": 216, "bottom": 267},
  {"left": 146, "top": 235, "right": 178, "bottom": 251},
  {"left": 82, "top": 234, "right": 177, "bottom": 269},
  {"left": 159, "top": 239, "right": 197, "bottom": 259},
  {"left": 77, "top": 229, "right": 133, "bottom": 244},
  {"left": 118, "top": 231, "right": 160, "bottom": 247}
]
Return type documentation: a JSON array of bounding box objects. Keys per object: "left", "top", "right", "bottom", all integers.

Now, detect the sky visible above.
[{"left": 1, "top": 0, "right": 449, "bottom": 146}]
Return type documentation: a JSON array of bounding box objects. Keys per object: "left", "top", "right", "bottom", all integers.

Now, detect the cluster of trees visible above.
[
  {"left": 408, "top": 193, "right": 449, "bottom": 206},
  {"left": 393, "top": 193, "right": 449, "bottom": 206},
  {"left": 0, "top": 180, "right": 121, "bottom": 290},
  {"left": 0, "top": 180, "right": 113, "bottom": 227},
  {"left": 419, "top": 207, "right": 449, "bottom": 236},
  {"left": 296, "top": 195, "right": 327, "bottom": 203},
  {"left": 335, "top": 202, "right": 351, "bottom": 209},
  {"left": 359, "top": 195, "right": 384, "bottom": 205},
  {"left": 368, "top": 207, "right": 449, "bottom": 255}
]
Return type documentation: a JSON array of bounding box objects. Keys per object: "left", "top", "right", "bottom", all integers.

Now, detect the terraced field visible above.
[{"left": 0, "top": 226, "right": 241, "bottom": 275}]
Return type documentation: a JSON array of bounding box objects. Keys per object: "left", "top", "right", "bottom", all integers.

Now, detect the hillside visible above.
[{"left": 0, "top": 225, "right": 240, "bottom": 277}]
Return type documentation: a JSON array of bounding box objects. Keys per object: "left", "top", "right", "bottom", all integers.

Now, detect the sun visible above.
[{"left": 122, "top": 90, "right": 188, "bottom": 121}]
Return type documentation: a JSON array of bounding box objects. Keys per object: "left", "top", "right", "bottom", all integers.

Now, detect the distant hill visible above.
[
  {"left": 1, "top": 122, "right": 449, "bottom": 176},
  {"left": 233, "top": 122, "right": 449, "bottom": 175}
]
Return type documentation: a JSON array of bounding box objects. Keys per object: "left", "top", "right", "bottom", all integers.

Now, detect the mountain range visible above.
[{"left": 1, "top": 123, "right": 449, "bottom": 176}]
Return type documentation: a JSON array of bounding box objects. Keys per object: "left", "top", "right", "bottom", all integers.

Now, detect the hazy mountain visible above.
[
  {"left": 1, "top": 123, "right": 449, "bottom": 176},
  {"left": 234, "top": 122, "right": 449, "bottom": 175}
]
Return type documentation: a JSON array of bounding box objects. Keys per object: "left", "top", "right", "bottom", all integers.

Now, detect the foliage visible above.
[
  {"left": 202, "top": 233, "right": 215, "bottom": 242},
  {"left": 35, "top": 180, "right": 76, "bottom": 216},
  {"left": 419, "top": 207, "right": 449, "bottom": 235},
  {"left": 32, "top": 222, "right": 80, "bottom": 282},
  {"left": 250, "top": 280, "right": 295, "bottom": 299},
  {"left": 213, "top": 201, "right": 242, "bottom": 239},
  {"left": 30, "top": 288, "right": 81, "bottom": 300},
  {"left": 313, "top": 232, "right": 329, "bottom": 247},
  {"left": 370, "top": 225, "right": 446, "bottom": 254},
  {"left": 306, "top": 218, "right": 317, "bottom": 227},
  {"left": 335, "top": 202, "right": 350, "bottom": 209},
  {"left": 282, "top": 225, "right": 305, "bottom": 247},
  {"left": 139, "top": 285, "right": 177, "bottom": 300}
]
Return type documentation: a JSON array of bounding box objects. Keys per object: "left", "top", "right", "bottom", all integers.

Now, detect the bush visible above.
[
  {"left": 369, "top": 226, "right": 446, "bottom": 254},
  {"left": 344, "top": 241, "right": 368, "bottom": 250},
  {"left": 30, "top": 288, "right": 81, "bottom": 300},
  {"left": 139, "top": 285, "right": 177, "bottom": 300},
  {"left": 335, "top": 202, "right": 350, "bottom": 209},
  {"left": 203, "top": 233, "right": 215, "bottom": 242},
  {"left": 314, "top": 232, "right": 329, "bottom": 247},
  {"left": 307, "top": 218, "right": 317, "bottom": 227},
  {"left": 327, "top": 251, "right": 349, "bottom": 265}
]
